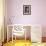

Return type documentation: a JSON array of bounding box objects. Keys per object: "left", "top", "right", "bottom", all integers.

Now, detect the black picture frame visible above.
[{"left": 23, "top": 5, "right": 31, "bottom": 15}]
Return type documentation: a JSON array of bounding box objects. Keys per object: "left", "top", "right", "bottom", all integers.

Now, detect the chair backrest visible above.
[{"left": 12, "top": 25, "right": 25, "bottom": 36}]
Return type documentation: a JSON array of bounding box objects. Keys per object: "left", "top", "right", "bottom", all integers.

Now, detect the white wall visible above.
[{"left": 7, "top": 0, "right": 46, "bottom": 37}]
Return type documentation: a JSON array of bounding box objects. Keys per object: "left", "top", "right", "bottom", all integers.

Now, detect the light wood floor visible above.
[
  {"left": 3, "top": 40, "right": 31, "bottom": 46},
  {"left": 3, "top": 40, "right": 46, "bottom": 46}
]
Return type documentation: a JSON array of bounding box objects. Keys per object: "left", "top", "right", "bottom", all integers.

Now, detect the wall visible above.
[{"left": 6, "top": 0, "right": 46, "bottom": 37}]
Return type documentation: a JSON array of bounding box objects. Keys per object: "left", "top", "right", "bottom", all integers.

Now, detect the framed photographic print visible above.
[{"left": 23, "top": 5, "right": 31, "bottom": 15}]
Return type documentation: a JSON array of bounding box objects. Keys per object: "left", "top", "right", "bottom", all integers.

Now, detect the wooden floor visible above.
[
  {"left": 3, "top": 40, "right": 31, "bottom": 46},
  {"left": 3, "top": 40, "right": 46, "bottom": 46}
]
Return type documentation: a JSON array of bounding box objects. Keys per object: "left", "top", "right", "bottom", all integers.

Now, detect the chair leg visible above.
[
  {"left": 12, "top": 30, "right": 13, "bottom": 43},
  {"left": 25, "top": 30, "right": 26, "bottom": 43},
  {"left": 15, "top": 36, "right": 16, "bottom": 42}
]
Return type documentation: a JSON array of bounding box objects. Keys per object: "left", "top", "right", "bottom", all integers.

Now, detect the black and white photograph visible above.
[{"left": 23, "top": 5, "right": 31, "bottom": 15}]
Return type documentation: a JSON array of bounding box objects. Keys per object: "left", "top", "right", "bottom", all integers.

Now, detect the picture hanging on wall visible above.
[{"left": 23, "top": 5, "right": 31, "bottom": 15}]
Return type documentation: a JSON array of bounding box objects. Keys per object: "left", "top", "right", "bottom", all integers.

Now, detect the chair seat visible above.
[{"left": 13, "top": 31, "right": 25, "bottom": 36}]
